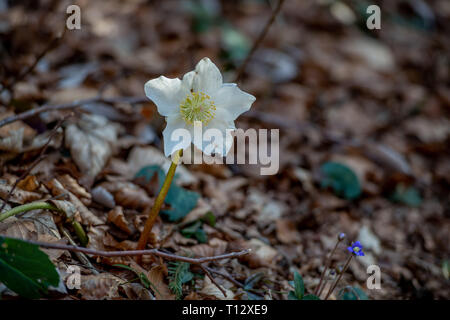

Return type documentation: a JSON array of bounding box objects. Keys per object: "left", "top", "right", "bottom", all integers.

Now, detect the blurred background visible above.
[{"left": 0, "top": 0, "right": 449, "bottom": 300}]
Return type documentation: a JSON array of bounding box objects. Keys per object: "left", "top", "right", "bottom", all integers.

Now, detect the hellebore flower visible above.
[
  {"left": 347, "top": 241, "right": 365, "bottom": 256},
  {"left": 145, "top": 57, "right": 256, "bottom": 157}
]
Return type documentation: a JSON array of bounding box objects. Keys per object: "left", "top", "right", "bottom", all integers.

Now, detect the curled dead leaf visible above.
[
  {"left": 47, "top": 178, "right": 104, "bottom": 226},
  {"left": 107, "top": 206, "right": 132, "bottom": 234}
]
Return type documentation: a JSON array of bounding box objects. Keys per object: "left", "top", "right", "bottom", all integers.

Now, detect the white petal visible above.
[
  {"left": 192, "top": 57, "right": 223, "bottom": 95},
  {"left": 182, "top": 71, "right": 195, "bottom": 91},
  {"left": 195, "top": 119, "right": 235, "bottom": 156},
  {"left": 144, "top": 76, "right": 188, "bottom": 117},
  {"left": 213, "top": 83, "right": 256, "bottom": 121},
  {"left": 162, "top": 115, "right": 192, "bottom": 157}
]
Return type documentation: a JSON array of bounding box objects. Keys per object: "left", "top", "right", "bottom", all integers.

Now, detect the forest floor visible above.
[{"left": 0, "top": 0, "right": 449, "bottom": 300}]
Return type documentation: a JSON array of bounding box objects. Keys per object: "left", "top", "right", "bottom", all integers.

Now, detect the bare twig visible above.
[
  {"left": 204, "top": 266, "right": 245, "bottom": 289},
  {"left": 13, "top": 238, "right": 251, "bottom": 265},
  {"left": 0, "top": 116, "right": 69, "bottom": 213},
  {"left": 0, "top": 96, "right": 148, "bottom": 129},
  {"left": 233, "top": 0, "right": 286, "bottom": 82},
  {"left": 314, "top": 234, "right": 344, "bottom": 296},
  {"left": 60, "top": 227, "right": 99, "bottom": 275},
  {"left": 324, "top": 255, "right": 353, "bottom": 300},
  {"left": 199, "top": 264, "right": 227, "bottom": 297}
]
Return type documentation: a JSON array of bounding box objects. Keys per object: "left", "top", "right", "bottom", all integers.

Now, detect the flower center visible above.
[{"left": 180, "top": 92, "right": 216, "bottom": 125}]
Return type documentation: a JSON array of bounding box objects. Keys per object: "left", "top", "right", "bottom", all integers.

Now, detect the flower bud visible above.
[{"left": 338, "top": 233, "right": 346, "bottom": 241}]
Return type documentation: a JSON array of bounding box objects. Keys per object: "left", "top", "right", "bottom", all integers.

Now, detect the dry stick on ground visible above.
[
  {"left": 199, "top": 264, "right": 228, "bottom": 297},
  {"left": 0, "top": 95, "right": 148, "bottom": 128},
  {"left": 233, "top": 0, "right": 286, "bottom": 83},
  {"left": 0, "top": 115, "right": 70, "bottom": 213},
  {"left": 18, "top": 238, "right": 251, "bottom": 264},
  {"left": 25, "top": 238, "right": 250, "bottom": 295}
]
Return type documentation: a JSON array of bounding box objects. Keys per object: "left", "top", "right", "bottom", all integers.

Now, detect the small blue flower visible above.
[{"left": 347, "top": 241, "right": 365, "bottom": 256}]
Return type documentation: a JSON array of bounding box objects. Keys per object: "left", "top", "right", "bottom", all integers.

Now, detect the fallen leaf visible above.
[
  {"left": 79, "top": 273, "right": 123, "bottom": 300},
  {"left": 65, "top": 114, "right": 121, "bottom": 183},
  {"left": 107, "top": 206, "right": 132, "bottom": 234},
  {"left": 0, "top": 180, "right": 41, "bottom": 204},
  {"left": 200, "top": 276, "right": 235, "bottom": 300}
]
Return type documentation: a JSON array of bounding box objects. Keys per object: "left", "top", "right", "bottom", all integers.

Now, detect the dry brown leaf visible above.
[
  {"left": 16, "top": 175, "right": 40, "bottom": 192},
  {"left": 22, "top": 127, "right": 63, "bottom": 152},
  {"left": 79, "top": 273, "right": 123, "bottom": 300},
  {"left": 0, "top": 181, "right": 41, "bottom": 204},
  {"left": 200, "top": 277, "right": 235, "bottom": 300},
  {"left": 47, "top": 178, "right": 104, "bottom": 225},
  {"left": 99, "top": 181, "right": 152, "bottom": 210},
  {"left": 276, "top": 219, "right": 301, "bottom": 244},
  {"left": 127, "top": 262, "right": 175, "bottom": 300},
  {"left": 120, "top": 283, "right": 155, "bottom": 300},
  {"left": 0, "top": 210, "right": 62, "bottom": 261},
  {"left": 107, "top": 206, "right": 132, "bottom": 234},
  {"left": 0, "top": 128, "right": 24, "bottom": 152},
  {"left": 0, "top": 112, "right": 36, "bottom": 138},
  {"left": 238, "top": 239, "right": 280, "bottom": 268},
  {"left": 65, "top": 113, "right": 121, "bottom": 182},
  {"left": 113, "top": 186, "right": 152, "bottom": 210},
  {"left": 180, "top": 238, "right": 228, "bottom": 257},
  {"left": 58, "top": 174, "right": 92, "bottom": 203}
]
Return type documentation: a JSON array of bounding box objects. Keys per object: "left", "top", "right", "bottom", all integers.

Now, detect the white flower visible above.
[{"left": 144, "top": 57, "right": 256, "bottom": 157}]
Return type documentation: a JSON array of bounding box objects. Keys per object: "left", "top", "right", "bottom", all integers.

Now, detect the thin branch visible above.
[
  {"left": 0, "top": 116, "right": 69, "bottom": 213},
  {"left": 60, "top": 227, "right": 99, "bottom": 275},
  {"left": 0, "top": 96, "right": 148, "bottom": 129},
  {"left": 14, "top": 238, "right": 251, "bottom": 265},
  {"left": 200, "top": 264, "right": 227, "bottom": 297},
  {"left": 233, "top": 0, "right": 286, "bottom": 82},
  {"left": 204, "top": 266, "right": 245, "bottom": 289},
  {"left": 324, "top": 255, "right": 353, "bottom": 300}
]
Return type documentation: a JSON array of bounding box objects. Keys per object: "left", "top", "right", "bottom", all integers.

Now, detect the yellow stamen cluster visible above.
[{"left": 180, "top": 91, "right": 216, "bottom": 125}]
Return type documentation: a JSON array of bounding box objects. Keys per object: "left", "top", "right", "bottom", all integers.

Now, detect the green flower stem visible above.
[
  {"left": 0, "top": 201, "right": 88, "bottom": 247},
  {"left": 136, "top": 149, "right": 183, "bottom": 256},
  {"left": 0, "top": 201, "right": 58, "bottom": 222},
  {"left": 324, "top": 254, "right": 353, "bottom": 300},
  {"left": 72, "top": 220, "right": 89, "bottom": 247}
]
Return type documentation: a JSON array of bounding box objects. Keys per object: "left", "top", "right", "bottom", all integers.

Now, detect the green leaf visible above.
[
  {"left": 391, "top": 184, "right": 422, "bottom": 207},
  {"left": 201, "top": 211, "right": 216, "bottom": 227},
  {"left": 168, "top": 261, "right": 193, "bottom": 300},
  {"left": 181, "top": 221, "right": 208, "bottom": 243},
  {"left": 288, "top": 290, "right": 299, "bottom": 300},
  {"left": 221, "top": 25, "right": 251, "bottom": 62},
  {"left": 302, "top": 294, "right": 320, "bottom": 300},
  {"left": 183, "top": 0, "right": 218, "bottom": 33},
  {"left": 0, "top": 236, "right": 59, "bottom": 299},
  {"left": 320, "top": 162, "right": 361, "bottom": 200},
  {"left": 442, "top": 260, "right": 449, "bottom": 280},
  {"left": 135, "top": 165, "right": 200, "bottom": 222},
  {"left": 338, "top": 286, "right": 369, "bottom": 300},
  {"left": 293, "top": 271, "right": 305, "bottom": 299}
]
